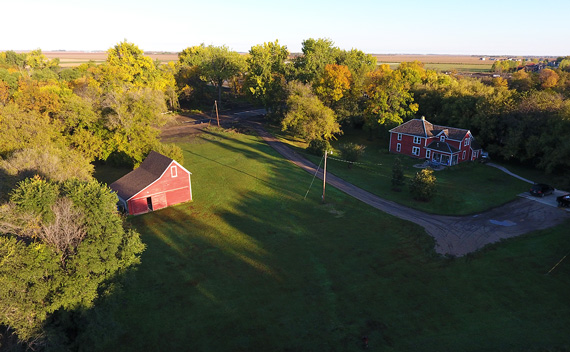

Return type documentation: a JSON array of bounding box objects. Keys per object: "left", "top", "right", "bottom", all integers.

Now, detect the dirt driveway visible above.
[{"left": 252, "top": 124, "right": 570, "bottom": 256}]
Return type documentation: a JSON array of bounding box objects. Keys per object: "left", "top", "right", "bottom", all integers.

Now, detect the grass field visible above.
[
  {"left": 92, "top": 128, "right": 570, "bottom": 351},
  {"left": 267, "top": 126, "right": 529, "bottom": 215}
]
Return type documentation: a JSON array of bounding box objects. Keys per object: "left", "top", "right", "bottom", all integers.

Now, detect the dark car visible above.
[
  {"left": 529, "top": 183, "right": 555, "bottom": 197},
  {"left": 557, "top": 194, "right": 570, "bottom": 207},
  {"left": 478, "top": 152, "right": 490, "bottom": 164}
]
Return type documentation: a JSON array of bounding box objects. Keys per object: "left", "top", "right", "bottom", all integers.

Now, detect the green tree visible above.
[
  {"left": 338, "top": 143, "right": 365, "bottom": 168},
  {"left": 25, "top": 49, "right": 60, "bottom": 70},
  {"left": 410, "top": 168, "right": 436, "bottom": 201},
  {"left": 0, "top": 178, "right": 145, "bottom": 346},
  {"left": 391, "top": 157, "right": 405, "bottom": 191},
  {"left": 1, "top": 50, "right": 27, "bottom": 69},
  {"left": 245, "top": 40, "right": 290, "bottom": 117},
  {"left": 281, "top": 81, "right": 341, "bottom": 141},
  {"left": 364, "top": 65, "right": 419, "bottom": 128},
  {"left": 306, "top": 139, "right": 331, "bottom": 156},
  {"left": 293, "top": 38, "right": 340, "bottom": 84},
  {"left": 178, "top": 44, "right": 246, "bottom": 109},
  {"left": 102, "top": 87, "right": 169, "bottom": 166},
  {"left": 0, "top": 103, "right": 64, "bottom": 156}
]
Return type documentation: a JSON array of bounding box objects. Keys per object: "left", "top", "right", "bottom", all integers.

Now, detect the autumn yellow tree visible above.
[
  {"left": 314, "top": 64, "right": 352, "bottom": 107},
  {"left": 539, "top": 68, "right": 559, "bottom": 89}
]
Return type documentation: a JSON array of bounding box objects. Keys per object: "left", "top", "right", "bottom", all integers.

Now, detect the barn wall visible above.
[
  {"left": 129, "top": 198, "right": 150, "bottom": 215},
  {"left": 128, "top": 162, "right": 192, "bottom": 215}
]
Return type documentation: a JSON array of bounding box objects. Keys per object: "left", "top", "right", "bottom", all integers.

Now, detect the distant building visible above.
[{"left": 389, "top": 117, "right": 483, "bottom": 166}]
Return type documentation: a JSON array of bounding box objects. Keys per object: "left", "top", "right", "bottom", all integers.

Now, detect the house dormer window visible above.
[
  {"left": 440, "top": 135, "right": 445, "bottom": 142},
  {"left": 397, "top": 133, "right": 402, "bottom": 141},
  {"left": 171, "top": 165, "right": 177, "bottom": 178},
  {"left": 413, "top": 136, "right": 421, "bottom": 144}
]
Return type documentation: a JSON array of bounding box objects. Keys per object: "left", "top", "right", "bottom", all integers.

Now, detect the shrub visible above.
[
  {"left": 410, "top": 168, "right": 436, "bottom": 201},
  {"left": 391, "top": 157, "right": 405, "bottom": 191},
  {"left": 338, "top": 143, "right": 365, "bottom": 168},
  {"left": 306, "top": 139, "right": 331, "bottom": 156},
  {"left": 154, "top": 143, "right": 184, "bottom": 165}
]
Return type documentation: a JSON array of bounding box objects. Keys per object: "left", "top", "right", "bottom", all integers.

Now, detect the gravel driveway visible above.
[{"left": 253, "top": 124, "right": 570, "bottom": 256}]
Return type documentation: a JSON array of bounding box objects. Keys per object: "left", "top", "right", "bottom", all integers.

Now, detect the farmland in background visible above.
[
  {"left": 41, "top": 51, "right": 179, "bottom": 66},
  {"left": 40, "top": 51, "right": 498, "bottom": 72}
]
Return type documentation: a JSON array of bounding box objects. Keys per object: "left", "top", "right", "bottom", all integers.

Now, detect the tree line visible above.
[{"left": 176, "top": 39, "right": 570, "bottom": 182}]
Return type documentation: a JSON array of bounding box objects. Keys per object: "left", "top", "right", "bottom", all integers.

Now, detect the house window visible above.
[
  {"left": 464, "top": 138, "right": 470, "bottom": 147},
  {"left": 396, "top": 143, "right": 401, "bottom": 152},
  {"left": 474, "top": 151, "right": 478, "bottom": 158},
  {"left": 171, "top": 165, "right": 177, "bottom": 178},
  {"left": 397, "top": 133, "right": 402, "bottom": 141},
  {"left": 426, "top": 150, "right": 431, "bottom": 159},
  {"left": 462, "top": 150, "right": 466, "bottom": 159},
  {"left": 440, "top": 135, "right": 446, "bottom": 142},
  {"left": 413, "top": 136, "right": 421, "bottom": 144},
  {"left": 412, "top": 146, "right": 420, "bottom": 156}
]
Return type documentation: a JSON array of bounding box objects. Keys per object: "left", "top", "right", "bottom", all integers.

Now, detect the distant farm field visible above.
[
  {"left": 41, "top": 51, "right": 493, "bottom": 72},
  {"left": 41, "top": 51, "right": 179, "bottom": 66},
  {"left": 373, "top": 55, "right": 494, "bottom": 72}
]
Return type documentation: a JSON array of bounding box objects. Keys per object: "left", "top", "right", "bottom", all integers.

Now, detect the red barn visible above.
[
  {"left": 388, "top": 117, "right": 483, "bottom": 166},
  {"left": 109, "top": 151, "right": 192, "bottom": 215}
]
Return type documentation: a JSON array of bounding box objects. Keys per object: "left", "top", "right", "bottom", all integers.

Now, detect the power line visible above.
[
  {"left": 303, "top": 154, "right": 324, "bottom": 200},
  {"left": 546, "top": 251, "right": 569, "bottom": 275}
]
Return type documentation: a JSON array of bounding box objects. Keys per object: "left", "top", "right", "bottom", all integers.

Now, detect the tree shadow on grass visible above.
[
  {"left": 79, "top": 128, "right": 570, "bottom": 352},
  {"left": 89, "top": 137, "right": 434, "bottom": 351}
]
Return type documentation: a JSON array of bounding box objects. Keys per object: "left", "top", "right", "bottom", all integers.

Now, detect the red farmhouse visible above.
[
  {"left": 389, "top": 117, "right": 483, "bottom": 166},
  {"left": 109, "top": 151, "right": 192, "bottom": 215}
]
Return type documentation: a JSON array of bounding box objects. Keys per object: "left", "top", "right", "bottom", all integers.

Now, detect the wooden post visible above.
[
  {"left": 322, "top": 150, "right": 328, "bottom": 203},
  {"left": 215, "top": 100, "right": 220, "bottom": 127}
]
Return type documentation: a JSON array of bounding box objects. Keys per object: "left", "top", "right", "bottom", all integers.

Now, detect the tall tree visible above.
[
  {"left": 363, "top": 64, "right": 418, "bottom": 129},
  {"left": 539, "top": 68, "right": 559, "bottom": 89},
  {"left": 0, "top": 177, "right": 145, "bottom": 347},
  {"left": 102, "top": 87, "right": 168, "bottom": 166},
  {"left": 245, "top": 40, "right": 290, "bottom": 117},
  {"left": 314, "top": 64, "right": 352, "bottom": 107},
  {"left": 294, "top": 38, "right": 340, "bottom": 84},
  {"left": 281, "top": 81, "right": 340, "bottom": 141},
  {"left": 178, "top": 44, "right": 246, "bottom": 109}
]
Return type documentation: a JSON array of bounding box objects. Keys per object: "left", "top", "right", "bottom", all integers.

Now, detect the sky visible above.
[{"left": 2, "top": 0, "right": 569, "bottom": 56}]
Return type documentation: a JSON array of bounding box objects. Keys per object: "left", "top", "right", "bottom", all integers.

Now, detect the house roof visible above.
[
  {"left": 471, "top": 138, "right": 482, "bottom": 151},
  {"left": 426, "top": 141, "right": 459, "bottom": 154},
  {"left": 390, "top": 118, "right": 469, "bottom": 141},
  {"left": 110, "top": 151, "right": 178, "bottom": 201}
]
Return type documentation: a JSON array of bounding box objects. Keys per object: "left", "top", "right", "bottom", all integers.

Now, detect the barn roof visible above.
[{"left": 110, "top": 151, "right": 178, "bottom": 201}]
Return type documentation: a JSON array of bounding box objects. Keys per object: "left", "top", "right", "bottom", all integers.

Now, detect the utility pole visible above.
[
  {"left": 214, "top": 100, "right": 220, "bottom": 127},
  {"left": 322, "top": 150, "right": 331, "bottom": 203}
]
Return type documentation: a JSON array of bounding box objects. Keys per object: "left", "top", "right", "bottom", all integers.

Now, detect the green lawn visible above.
[
  {"left": 268, "top": 126, "right": 528, "bottom": 215},
  {"left": 91, "top": 128, "right": 570, "bottom": 351}
]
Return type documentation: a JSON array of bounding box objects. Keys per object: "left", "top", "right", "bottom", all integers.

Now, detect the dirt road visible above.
[{"left": 253, "top": 124, "right": 569, "bottom": 256}]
